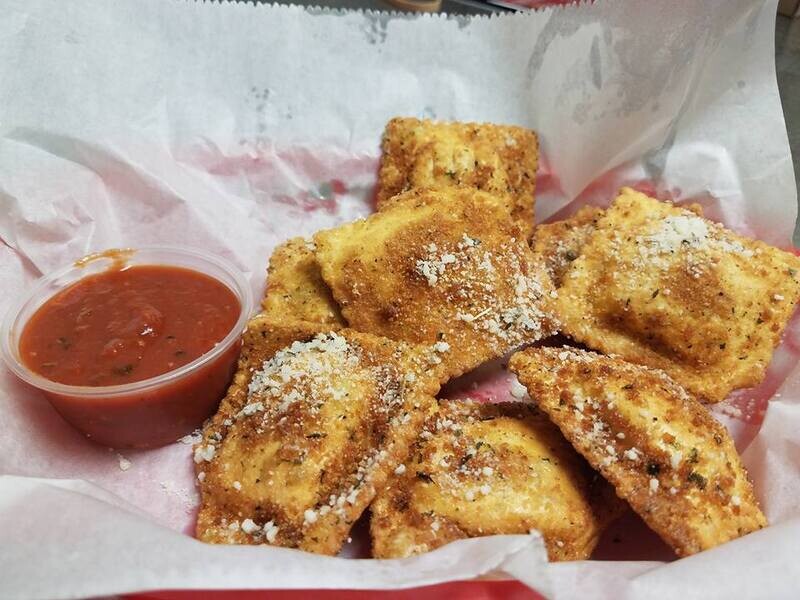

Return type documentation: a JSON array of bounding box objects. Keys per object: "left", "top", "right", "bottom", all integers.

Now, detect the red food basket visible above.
[{"left": 126, "top": 580, "right": 544, "bottom": 600}]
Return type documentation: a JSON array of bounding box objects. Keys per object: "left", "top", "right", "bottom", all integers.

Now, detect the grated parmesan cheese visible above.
[
  {"left": 193, "top": 444, "right": 216, "bottom": 464},
  {"left": 241, "top": 519, "right": 260, "bottom": 534},
  {"left": 669, "top": 450, "right": 683, "bottom": 470},
  {"left": 432, "top": 341, "right": 451, "bottom": 353},
  {"left": 623, "top": 447, "right": 640, "bottom": 461},
  {"left": 263, "top": 521, "right": 279, "bottom": 543}
]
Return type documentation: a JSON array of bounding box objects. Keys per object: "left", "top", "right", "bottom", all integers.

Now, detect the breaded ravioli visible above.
[
  {"left": 262, "top": 237, "right": 345, "bottom": 325},
  {"left": 510, "top": 346, "right": 767, "bottom": 557},
  {"left": 313, "top": 187, "right": 559, "bottom": 381},
  {"left": 377, "top": 118, "right": 538, "bottom": 236},
  {"left": 532, "top": 203, "right": 701, "bottom": 284},
  {"left": 370, "top": 399, "right": 622, "bottom": 561},
  {"left": 557, "top": 188, "right": 800, "bottom": 402},
  {"left": 532, "top": 206, "right": 605, "bottom": 286},
  {"left": 195, "top": 315, "right": 439, "bottom": 555}
]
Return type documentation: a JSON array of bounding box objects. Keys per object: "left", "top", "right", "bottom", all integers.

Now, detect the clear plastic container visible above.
[{"left": 1, "top": 247, "right": 253, "bottom": 449}]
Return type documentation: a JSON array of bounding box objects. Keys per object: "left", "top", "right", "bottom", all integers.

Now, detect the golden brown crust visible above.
[
  {"left": 377, "top": 118, "right": 538, "bottom": 237},
  {"left": 370, "top": 399, "right": 623, "bottom": 561},
  {"left": 556, "top": 188, "right": 800, "bottom": 402},
  {"left": 531, "top": 204, "right": 700, "bottom": 287},
  {"left": 313, "top": 187, "right": 559, "bottom": 382},
  {"left": 262, "top": 237, "right": 345, "bottom": 326},
  {"left": 532, "top": 206, "right": 605, "bottom": 286},
  {"left": 509, "top": 346, "right": 768, "bottom": 557},
  {"left": 195, "top": 315, "right": 439, "bottom": 555}
]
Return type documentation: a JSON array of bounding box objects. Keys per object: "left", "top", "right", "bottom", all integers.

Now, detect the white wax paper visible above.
[{"left": 0, "top": 0, "right": 798, "bottom": 598}]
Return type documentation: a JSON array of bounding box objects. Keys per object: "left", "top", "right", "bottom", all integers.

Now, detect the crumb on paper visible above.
[
  {"left": 718, "top": 403, "right": 744, "bottom": 419},
  {"left": 178, "top": 430, "right": 203, "bottom": 445},
  {"left": 117, "top": 453, "right": 131, "bottom": 472},
  {"left": 159, "top": 479, "right": 196, "bottom": 508}
]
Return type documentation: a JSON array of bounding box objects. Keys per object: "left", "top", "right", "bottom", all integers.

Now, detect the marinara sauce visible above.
[{"left": 18, "top": 264, "right": 242, "bottom": 448}]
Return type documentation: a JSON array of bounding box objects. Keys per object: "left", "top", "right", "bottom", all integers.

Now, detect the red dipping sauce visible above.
[
  {"left": 2, "top": 248, "right": 252, "bottom": 449},
  {"left": 20, "top": 265, "right": 239, "bottom": 387}
]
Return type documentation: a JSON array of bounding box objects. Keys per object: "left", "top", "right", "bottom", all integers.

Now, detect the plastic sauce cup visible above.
[{"left": 1, "top": 247, "right": 253, "bottom": 449}]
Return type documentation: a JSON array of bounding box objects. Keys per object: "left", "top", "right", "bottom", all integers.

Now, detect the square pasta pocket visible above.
[
  {"left": 313, "top": 187, "right": 559, "bottom": 382},
  {"left": 195, "top": 317, "right": 439, "bottom": 555},
  {"left": 557, "top": 188, "right": 800, "bottom": 403}
]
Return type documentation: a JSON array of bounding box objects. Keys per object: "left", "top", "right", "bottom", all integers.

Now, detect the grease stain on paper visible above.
[
  {"left": 589, "top": 34, "right": 602, "bottom": 89},
  {"left": 274, "top": 179, "right": 347, "bottom": 215},
  {"left": 362, "top": 14, "right": 389, "bottom": 45},
  {"left": 527, "top": 3, "right": 716, "bottom": 122}
]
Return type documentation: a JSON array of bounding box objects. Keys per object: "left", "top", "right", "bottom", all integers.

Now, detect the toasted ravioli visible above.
[
  {"left": 557, "top": 188, "right": 800, "bottom": 402},
  {"left": 532, "top": 206, "right": 604, "bottom": 286},
  {"left": 377, "top": 118, "right": 538, "bottom": 236},
  {"left": 262, "top": 237, "right": 345, "bottom": 325},
  {"left": 370, "top": 399, "right": 621, "bottom": 561},
  {"left": 195, "top": 315, "right": 439, "bottom": 555},
  {"left": 313, "top": 187, "right": 559, "bottom": 381},
  {"left": 510, "top": 346, "right": 768, "bottom": 557}
]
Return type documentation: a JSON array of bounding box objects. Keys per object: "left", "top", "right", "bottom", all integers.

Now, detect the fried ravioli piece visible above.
[
  {"left": 557, "top": 188, "right": 800, "bottom": 402},
  {"left": 510, "top": 346, "right": 768, "bottom": 557},
  {"left": 532, "top": 203, "right": 702, "bottom": 286},
  {"left": 313, "top": 187, "right": 559, "bottom": 381},
  {"left": 532, "top": 206, "right": 605, "bottom": 286},
  {"left": 195, "top": 315, "right": 439, "bottom": 555},
  {"left": 261, "top": 237, "right": 345, "bottom": 325},
  {"left": 370, "top": 399, "right": 622, "bottom": 561},
  {"left": 377, "top": 118, "right": 538, "bottom": 236}
]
